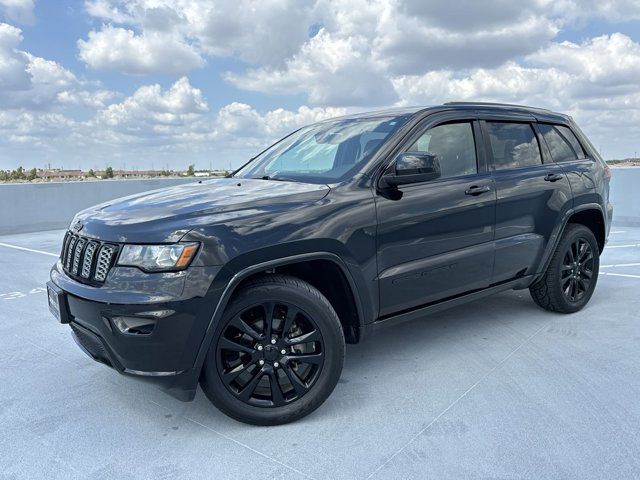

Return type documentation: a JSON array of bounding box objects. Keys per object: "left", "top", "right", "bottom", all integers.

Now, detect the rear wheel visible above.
[
  {"left": 530, "top": 223, "right": 599, "bottom": 313},
  {"left": 201, "top": 274, "right": 345, "bottom": 425}
]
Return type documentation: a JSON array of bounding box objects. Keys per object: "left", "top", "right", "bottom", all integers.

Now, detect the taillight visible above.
[{"left": 604, "top": 164, "right": 611, "bottom": 179}]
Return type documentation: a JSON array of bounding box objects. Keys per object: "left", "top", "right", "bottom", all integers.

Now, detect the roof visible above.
[
  {"left": 321, "top": 106, "right": 425, "bottom": 122},
  {"left": 320, "top": 102, "right": 568, "bottom": 124},
  {"left": 441, "top": 101, "right": 564, "bottom": 116}
]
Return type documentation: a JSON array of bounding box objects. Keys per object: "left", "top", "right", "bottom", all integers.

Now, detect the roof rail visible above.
[{"left": 443, "top": 101, "right": 553, "bottom": 112}]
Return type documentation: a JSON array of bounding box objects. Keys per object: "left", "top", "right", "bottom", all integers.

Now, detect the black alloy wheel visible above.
[
  {"left": 201, "top": 274, "right": 345, "bottom": 425},
  {"left": 560, "top": 238, "right": 595, "bottom": 302},
  {"left": 530, "top": 223, "right": 600, "bottom": 313},
  {"left": 216, "top": 301, "right": 325, "bottom": 407}
]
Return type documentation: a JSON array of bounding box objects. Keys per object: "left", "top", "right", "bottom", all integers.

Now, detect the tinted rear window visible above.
[
  {"left": 539, "top": 124, "right": 586, "bottom": 162},
  {"left": 486, "top": 122, "right": 542, "bottom": 170}
]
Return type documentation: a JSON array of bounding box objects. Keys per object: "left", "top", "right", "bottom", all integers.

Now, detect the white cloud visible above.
[
  {"left": 213, "top": 102, "right": 346, "bottom": 141},
  {"left": 0, "top": 0, "right": 34, "bottom": 25},
  {"left": 84, "top": 0, "right": 134, "bottom": 23},
  {"left": 392, "top": 64, "right": 569, "bottom": 108},
  {"left": 81, "top": 0, "right": 316, "bottom": 72},
  {"left": 0, "top": 110, "right": 75, "bottom": 141},
  {"left": 94, "top": 77, "right": 208, "bottom": 138},
  {"left": 78, "top": 25, "right": 204, "bottom": 75},
  {"left": 0, "top": 22, "right": 28, "bottom": 89},
  {"left": 391, "top": 33, "right": 640, "bottom": 109},
  {"left": 376, "top": 10, "right": 558, "bottom": 73},
  {"left": 226, "top": 28, "right": 397, "bottom": 106},
  {"left": 528, "top": 33, "right": 640, "bottom": 94},
  {"left": 180, "top": 0, "right": 316, "bottom": 65},
  {"left": 0, "top": 22, "right": 115, "bottom": 109},
  {"left": 78, "top": 0, "right": 640, "bottom": 114},
  {"left": 551, "top": 0, "right": 640, "bottom": 22},
  {"left": 88, "top": 78, "right": 344, "bottom": 151},
  {"left": 224, "top": 0, "right": 558, "bottom": 104},
  {"left": 399, "top": 0, "right": 554, "bottom": 30}
]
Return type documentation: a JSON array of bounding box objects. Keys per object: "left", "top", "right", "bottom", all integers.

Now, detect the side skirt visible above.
[{"left": 366, "top": 275, "right": 533, "bottom": 335}]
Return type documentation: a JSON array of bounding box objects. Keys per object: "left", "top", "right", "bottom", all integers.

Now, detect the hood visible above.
[{"left": 72, "top": 178, "right": 330, "bottom": 243}]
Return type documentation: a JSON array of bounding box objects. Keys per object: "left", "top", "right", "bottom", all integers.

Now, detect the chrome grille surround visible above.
[
  {"left": 72, "top": 238, "right": 86, "bottom": 275},
  {"left": 61, "top": 232, "right": 118, "bottom": 284},
  {"left": 94, "top": 244, "right": 116, "bottom": 282},
  {"left": 81, "top": 241, "right": 98, "bottom": 278},
  {"left": 65, "top": 235, "right": 77, "bottom": 271}
]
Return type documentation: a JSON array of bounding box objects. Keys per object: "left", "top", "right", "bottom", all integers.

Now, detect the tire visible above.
[
  {"left": 530, "top": 223, "right": 600, "bottom": 313},
  {"left": 201, "top": 274, "right": 345, "bottom": 425}
]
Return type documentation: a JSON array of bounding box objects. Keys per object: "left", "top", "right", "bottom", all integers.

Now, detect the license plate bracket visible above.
[{"left": 47, "top": 282, "right": 70, "bottom": 324}]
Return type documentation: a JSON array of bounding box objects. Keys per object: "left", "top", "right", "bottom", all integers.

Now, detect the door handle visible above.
[
  {"left": 465, "top": 185, "right": 491, "bottom": 196},
  {"left": 544, "top": 173, "right": 563, "bottom": 182}
]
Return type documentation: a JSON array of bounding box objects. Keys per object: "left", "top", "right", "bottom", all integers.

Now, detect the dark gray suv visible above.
[{"left": 47, "top": 102, "right": 613, "bottom": 425}]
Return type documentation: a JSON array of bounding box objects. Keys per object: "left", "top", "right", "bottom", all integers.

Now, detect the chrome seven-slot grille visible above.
[{"left": 61, "top": 232, "right": 119, "bottom": 284}]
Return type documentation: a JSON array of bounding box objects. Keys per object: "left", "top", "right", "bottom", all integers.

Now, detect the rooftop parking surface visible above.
[{"left": 1, "top": 228, "right": 639, "bottom": 479}]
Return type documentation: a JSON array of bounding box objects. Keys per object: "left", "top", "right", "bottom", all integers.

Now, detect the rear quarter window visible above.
[{"left": 539, "top": 124, "right": 586, "bottom": 162}]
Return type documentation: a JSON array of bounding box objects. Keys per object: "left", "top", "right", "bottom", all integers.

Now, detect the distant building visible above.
[
  {"left": 38, "top": 170, "right": 83, "bottom": 180},
  {"left": 95, "top": 170, "right": 166, "bottom": 178}
]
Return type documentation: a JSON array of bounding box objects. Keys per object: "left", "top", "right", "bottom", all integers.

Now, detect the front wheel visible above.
[
  {"left": 201, "top": 274, "right": 345, "bottom": 425},
  {"left": 530, "top": 223, "right": 600, "bottom": 313}
]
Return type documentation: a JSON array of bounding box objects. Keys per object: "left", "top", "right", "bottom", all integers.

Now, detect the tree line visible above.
[{"left": 0, "top": 166, "right": 189, "bottom": 182}]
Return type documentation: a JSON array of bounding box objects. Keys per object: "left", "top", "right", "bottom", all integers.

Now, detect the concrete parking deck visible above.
[{"left": 1, "top": 228, "right": 639, "bottom": 479}]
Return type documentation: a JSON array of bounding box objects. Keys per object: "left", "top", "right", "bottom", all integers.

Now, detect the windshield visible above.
[{"left": 234, "top": 115, "right": 411, "bottom": 184}]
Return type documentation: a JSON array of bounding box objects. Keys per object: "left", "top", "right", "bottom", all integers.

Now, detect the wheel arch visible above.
[
  {"left": 190, "top": 251, "right": 369, "bottom": 384},
  {"left": 534, "top": 203, "right": 606, "bottom": 283},
  {"left": 248, "top": 259, "right": 363, "bottom": 344},
  {"left": 566, "top": 207, "right": 606, "bottom": 253}
]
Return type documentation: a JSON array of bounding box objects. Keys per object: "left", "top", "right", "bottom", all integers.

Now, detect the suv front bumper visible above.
[{"left": 48, "top": 261, "right": 223, "bottom": 401}]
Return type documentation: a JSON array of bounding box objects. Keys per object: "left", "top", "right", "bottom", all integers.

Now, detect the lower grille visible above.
[
  {"left": 61, "top": 232, "right": 118, "bottom": 285},
  {"left": 70, "top": 323, "right": 112, "bottom": 367}
]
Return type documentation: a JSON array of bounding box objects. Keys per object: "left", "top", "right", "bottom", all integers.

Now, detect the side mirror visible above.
[{"left": 381, "top": 151, "right": 441, "bottom": 188}]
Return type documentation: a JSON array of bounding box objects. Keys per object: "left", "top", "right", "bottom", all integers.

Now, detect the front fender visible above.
[{"left": 177, "top": 248, "right": 372, "bottom": 395}]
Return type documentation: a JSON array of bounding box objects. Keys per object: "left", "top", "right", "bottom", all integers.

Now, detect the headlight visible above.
[{"left": 117, "top": 243, "right": 199, "bottom": 272}]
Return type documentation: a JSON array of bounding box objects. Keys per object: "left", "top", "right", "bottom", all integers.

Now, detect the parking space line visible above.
[
  {"left": 0, "top": 241, "right": 58, "bottom": 257},
  {"left": 601, "top": 272, "right": 640, "bottom": 279},
  {"left": 607, "top": 244, "right": 640, "bottom": 249},
  {"left": 149, "top": 400, "right": 314, "bottom": 479},
  {"left": 365, "top": 322, "right": 548, "bottom": 479},
  {"left": 601, "top": 263, "right": 640, "bottom": 268}
]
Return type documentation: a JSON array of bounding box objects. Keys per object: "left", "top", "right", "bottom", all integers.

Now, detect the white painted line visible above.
[
  {"left": 607, "top": 244, "right": 640, "bottom": 249},
  {"left": 610, "top": 231, "right": 626, "bottom": 234},
  {"left": 0, "top": 241, "right": 58, "bottom": 257},
  {"left": 601, "top": 263, "right": 640, "bottom": 268},
  {"left": 601, "top": 272, "right": 640, "bottom": 279}
]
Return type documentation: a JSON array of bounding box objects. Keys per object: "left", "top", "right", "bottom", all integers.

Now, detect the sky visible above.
[{"left": 0, "top": 0, "right": 639, "bottom": 171}]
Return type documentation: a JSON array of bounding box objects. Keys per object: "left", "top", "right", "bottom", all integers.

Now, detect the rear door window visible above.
[
  {"left": 486, "top": 122, "right": 542, "bottom": 170},
  {"left": 539, "top": 124, "right": 586, "bottom": 162}
]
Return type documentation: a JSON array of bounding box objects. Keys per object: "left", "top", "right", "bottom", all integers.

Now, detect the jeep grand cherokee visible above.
[{"left": 47, "top": 102, "right": 613, "bottom": 425}]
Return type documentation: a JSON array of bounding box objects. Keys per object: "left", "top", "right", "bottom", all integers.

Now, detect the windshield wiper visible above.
[{"left": 254, "top": 175, "right": 293, "bottom": 182}]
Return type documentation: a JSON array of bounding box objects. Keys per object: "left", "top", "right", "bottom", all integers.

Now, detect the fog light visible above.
[{"left": 112, "top": 316, "right": 156, "bottom": 335}]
